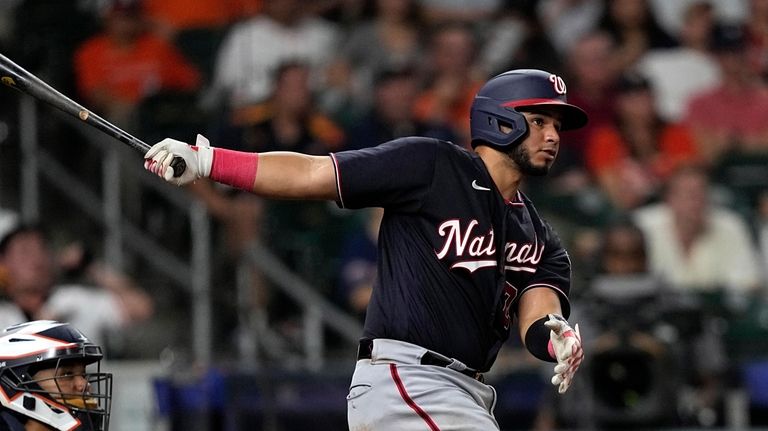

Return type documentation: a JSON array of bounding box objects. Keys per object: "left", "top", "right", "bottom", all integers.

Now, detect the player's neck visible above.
[{"left": 476, "top": 146, "right": 522, "bottom": 200}]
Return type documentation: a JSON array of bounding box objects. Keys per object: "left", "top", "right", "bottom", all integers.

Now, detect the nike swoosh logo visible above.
[{"left": 472, "top": 180, "right": 491, "bottom": 191}]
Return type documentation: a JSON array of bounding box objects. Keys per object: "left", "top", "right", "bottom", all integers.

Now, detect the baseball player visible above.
[
  {"left": 0, "top": 320, "right": 112, "bottom": 431},
  {"left": 145, "top": 69, "right": 586, "bottom": 430}
]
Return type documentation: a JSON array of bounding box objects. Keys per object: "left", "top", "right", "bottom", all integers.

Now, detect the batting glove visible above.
[
  {"left": 144, "top": 134, "right": 213, "bottom": 186},
  {"left": 545, "top": 314, "right": 583, "bottom": 394}
]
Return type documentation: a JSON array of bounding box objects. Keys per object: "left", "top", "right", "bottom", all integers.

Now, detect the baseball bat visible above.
[{"left": 0, "top": 52, "right": 186, "bottom": 177}]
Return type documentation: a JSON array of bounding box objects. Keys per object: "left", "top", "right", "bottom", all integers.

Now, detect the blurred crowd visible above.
[{"left": 1, "top": 0, "right": 768, "bottom": 428}]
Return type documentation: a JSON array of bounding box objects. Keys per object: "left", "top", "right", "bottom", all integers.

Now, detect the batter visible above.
[{"left": 144, "top": 69, "right": 586, "bottom": 431}]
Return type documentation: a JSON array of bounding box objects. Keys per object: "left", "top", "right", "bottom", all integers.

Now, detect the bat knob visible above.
[{"left": 170, "top": 157, "right": 187, "bottom": 178}]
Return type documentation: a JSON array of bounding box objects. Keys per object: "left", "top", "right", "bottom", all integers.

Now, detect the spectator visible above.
[
  {"left": 648, "top": 0, "right": 747, "bottom": 37},
  {"left": 597, "top": 0, "right": 678, "bottom": 75},
  {"left": 534, "top": 220, "right": 684, "bottom": 430},
  {"left": 564, "top": 221, "right": 656, "bottom": 359},
  {"left": 636, "top": 0, "right": 722, "bottom": 122},
  {"left": 73, "top": 0, "right": 202, "bottom": 126},
  {"left": 190, "top": 62, "right": 350, "bottom": 340},
  {"left": 325, "top": 0, "right": 425, "bottom": 117},
  {"left": 632, "top": 166, "right": 761, "bottom": 426},
  {"left": 345, "top": 65, "right": 455, "bottom": 150},
  {"left": 585, "top": 71, "right": 700, "bottom": 212},
  {"left": 224, "top": 62, "right": 346, "bottom": 154},
  {"left": 557, "top": 30, "right": 620, "bottom": 174},
  {"left": 142, "top": 0, "right": 262, "bottom": 85},
  {"left": 632, "top": 165, "right": 763, "bottom": 294},
  {"left": 536, "top": 0, "right": 604, "bottom": 56},
  {"left": 476, "top": 6, "right": 530, "bottom": 77},
  {"left": 0, "top": 224, "right": 154, "bottom": 349},
  {"left": 596, "top": 220, "right": 650, "bottom": 276},
  {"left": 196, "top": 61, "right": 345, "bottom": 251},
  {"left": 413, "top": 21, "right": 485, "bottom": 148},
  {"left": 684, "top": 24, "right": 768, "bottom": 166},
  {"left": 478, "top": 4, "right": 562, "bottom": 77},
  {"left": 204, "top": 0, "right": 339, "bottom": 110}
]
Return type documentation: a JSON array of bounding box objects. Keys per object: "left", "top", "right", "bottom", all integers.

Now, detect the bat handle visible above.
[{"left": 170, "top": 156, "right": 187, "bottom": 178}]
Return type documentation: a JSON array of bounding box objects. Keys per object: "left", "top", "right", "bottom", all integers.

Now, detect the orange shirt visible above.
[
  {"left": 144, "top": 0, "right": 263, "bottom": 30},
  {"left": 75, "top": 33, "right": 201, "bottom": 104},
  {"left": 585, "top": 123, "right": 699, "bottom": 180},
  {"left": 413, "top": 81, "right": 483, "bottom": 147}
]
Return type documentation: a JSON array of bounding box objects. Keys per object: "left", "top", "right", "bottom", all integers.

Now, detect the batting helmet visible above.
[
  {"left": 470, "top": 69, "right": 588, "bottom": 149},
  {"left": 0, "top": 320, "right": 112, "bottom": 430}
]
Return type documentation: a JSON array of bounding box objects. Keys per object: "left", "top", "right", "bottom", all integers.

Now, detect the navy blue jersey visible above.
[
  {"left": 0, "top": 410, "right": 25, "bottom": 431},
  {"left": 331, "top": 137, "right": 571, "bottom": 371}
]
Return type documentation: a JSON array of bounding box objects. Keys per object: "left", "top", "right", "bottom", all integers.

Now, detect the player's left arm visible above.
[
  {"left": 518, "top": 287, "right": 583, "bottom": 394},
  {"left": 516, "top": 221, "right": 583, "bottom": 394}
]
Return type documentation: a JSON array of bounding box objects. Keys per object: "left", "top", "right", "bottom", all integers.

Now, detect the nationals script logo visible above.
[{"left": 434, "top": 219, "right": 544, "bottom": 273}]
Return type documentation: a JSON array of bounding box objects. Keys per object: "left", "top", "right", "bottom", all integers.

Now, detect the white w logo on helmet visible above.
[{"left": 549, "top": 74, "right": 567, "bottom": 95}]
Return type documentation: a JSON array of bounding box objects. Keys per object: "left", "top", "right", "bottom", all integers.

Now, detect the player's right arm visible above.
[{"left": 143, "top": 135, "right": 339, "bottom": 201}]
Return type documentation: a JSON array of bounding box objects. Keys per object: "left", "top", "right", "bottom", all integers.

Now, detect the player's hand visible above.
[
  {"left": 545, "top": 314, "right": 583, "bottom": 394},
  {"left": 144, "top": 134, "right": 213, "bottom": 186}
]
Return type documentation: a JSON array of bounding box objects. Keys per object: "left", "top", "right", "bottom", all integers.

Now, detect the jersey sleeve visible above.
[
  {"left": 331, "top": 137, "right": 438, "bottom": 211},
  {"left": 520, "top": 223, "right": 572, "bottom": 318}
]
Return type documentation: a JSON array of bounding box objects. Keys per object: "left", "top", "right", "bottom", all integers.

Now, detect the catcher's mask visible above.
[
  {"left": 470, "top": 69, "right": 588, "bottom": 149},
  {"left": 0, "top": 320, "right": 112, "bottom": 430}
]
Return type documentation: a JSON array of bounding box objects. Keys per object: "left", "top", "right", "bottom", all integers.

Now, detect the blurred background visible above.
[{"left": 1, "top": 0, "right": 768, "bottom": 429}]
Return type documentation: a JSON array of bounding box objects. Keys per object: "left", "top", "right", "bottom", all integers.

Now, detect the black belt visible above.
[{"left": 357, "top": 339, "right": 484, "bottom": 382}]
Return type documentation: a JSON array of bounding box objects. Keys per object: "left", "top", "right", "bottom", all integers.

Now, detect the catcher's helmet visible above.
[
  {"left": 470, "top": 69, "right": 588, "bottom": 149},
  {"left": 0, "top": 320, "right": 112, "bottom": 430}
]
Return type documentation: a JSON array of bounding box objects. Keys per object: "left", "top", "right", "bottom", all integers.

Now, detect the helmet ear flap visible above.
[{"left": 470, "top": 97, "right": 528, "bottom": 149}]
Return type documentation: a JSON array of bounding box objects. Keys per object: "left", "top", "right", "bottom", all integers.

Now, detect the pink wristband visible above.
[
  {"left": 210, "top": 148, "right": 259, "bottom": 191},
  {"left": 547, "top": 340, "right": 555, "bottom": 359}
]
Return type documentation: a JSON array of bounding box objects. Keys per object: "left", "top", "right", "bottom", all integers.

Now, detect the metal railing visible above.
[
  {"left": 17, "top": 95, "right": 215, "bottom": 365},
  {"left": 16, "top": 95, "right": 362, "bottom": 369},
  {"left": 236, "top": 242, "right": 363, "bottom": 370}
]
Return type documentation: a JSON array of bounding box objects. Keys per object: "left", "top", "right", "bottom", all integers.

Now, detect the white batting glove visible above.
[
  {"left": 545, "top": 314, "right": 583, "bottom": 394},
  {"left": 144, "top": 134, "right": 214, "bottom": 186}
]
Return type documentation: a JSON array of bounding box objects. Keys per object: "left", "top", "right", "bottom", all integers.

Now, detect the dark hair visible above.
[
  {"left": 597, "top": 218, "right": 648, "bottom": 273},
  {"left": 710, "top": 24, "right": 747, "bottom": 52},
  {"left": 373, "top": 63, "right": 417, "bottom": 86},
  {"left": 0, "top": 224, "right": 46, "bottom": 256},
  {"left": 272, "top": 59, "right": 309, "bottom": 83},
  {"left": 597, "top": 0, "right": 678, "bottom": 49},
  {"left": 616, "top": 70, "right": 652, "bottom": 93}
]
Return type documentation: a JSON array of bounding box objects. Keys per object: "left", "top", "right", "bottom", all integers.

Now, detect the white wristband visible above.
[{"left": 195, "top": 134, "right": 214, "bottom": 178}]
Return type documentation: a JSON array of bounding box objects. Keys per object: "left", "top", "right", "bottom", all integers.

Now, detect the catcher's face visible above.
[
  {"left": 34, "top": 362, "right": 90, "bottom": 402},
  {"left": 31, "top": 360, "right": 112, "bottom": 431},
  {"left": 507, "top": 110, "right": 562, "bottom": 176}
]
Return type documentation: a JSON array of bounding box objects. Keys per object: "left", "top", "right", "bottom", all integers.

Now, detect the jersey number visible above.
[{"left": 499, "top": 282, "right": 517, "bottom": 331}]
